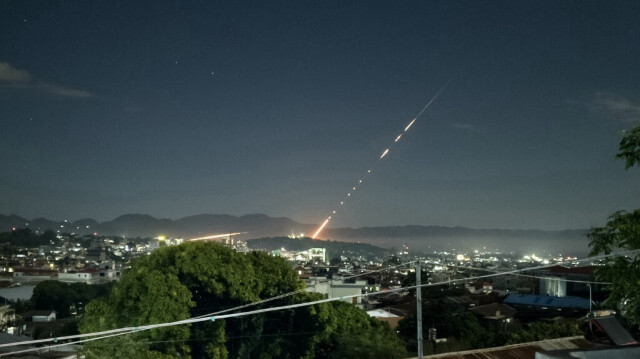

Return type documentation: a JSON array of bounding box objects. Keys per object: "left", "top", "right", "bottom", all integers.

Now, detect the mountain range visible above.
[{"left": 0, "top": 213, "right": 589, "bottom": 255}]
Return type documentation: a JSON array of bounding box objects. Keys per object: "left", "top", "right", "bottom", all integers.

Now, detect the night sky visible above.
[{"left": 1, "top": 1, "right": 639, "bottom": 231}]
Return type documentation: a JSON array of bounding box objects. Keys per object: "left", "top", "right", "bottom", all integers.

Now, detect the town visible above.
[{"left": 0, "top": 225, "right": 628, "bottom": 358}]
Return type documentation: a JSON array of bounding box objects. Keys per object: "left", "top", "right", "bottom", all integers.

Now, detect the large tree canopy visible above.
[
  {"left": 589, "top": 124, "right": 640, "bottom": 323},
  {"left": 80, "top": 242, "right": 405, "bottom": 358}
]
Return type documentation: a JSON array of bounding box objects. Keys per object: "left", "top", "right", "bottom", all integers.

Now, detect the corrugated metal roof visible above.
[
  {"left": 504, "top": 294, "right": 590, "bottom": 309},
  {"left": 544, "top": 266, "right": 594, "bottom": 275},
  {"left": 408, "top": 336, "right": 594, "bottom": 359},
  {"left": 594, "top": 317, "right": 638, "bottom": 346},
  {"left": 367, "top": 309, "right": 399, "bottom": 318},
  {"left": 468, "top": 303, "right": 517, "bottom": 318}
]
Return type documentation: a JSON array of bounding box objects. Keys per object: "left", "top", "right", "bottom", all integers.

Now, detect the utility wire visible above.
[
  {"left": 1, "top": 250, "right": 633, "bottom": 357},
  {"left": 420, "top": 260, "right": 613, "bottom": 285},
  {"left": 193, "top": 259, "right": 417, "bottom": 319}
]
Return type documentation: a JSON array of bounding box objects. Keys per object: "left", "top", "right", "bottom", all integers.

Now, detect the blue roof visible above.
[{"left": 504, "top": 294, "right": 590, "bottom": 309}]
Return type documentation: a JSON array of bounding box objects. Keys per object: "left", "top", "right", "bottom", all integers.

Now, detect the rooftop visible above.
[{"left": 415, "top": 336, "right": 596, "bottom": 359}]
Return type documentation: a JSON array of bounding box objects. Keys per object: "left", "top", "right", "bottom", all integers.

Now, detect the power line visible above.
[
  {"left": 1, "top": 250, "right": 633, "bottom": 357},
  {"left": 193, "top": 259, "right": 417, "bottom": 319},
  {"left": 420, "top": 260, "right": 613, "bottom": 285}
]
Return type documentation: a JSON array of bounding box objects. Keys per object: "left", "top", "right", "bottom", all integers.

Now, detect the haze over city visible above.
[
  {"left": 1, "top": 1, "right": 639, "bottom": 232},
  {"left": 3, "top": 3, "right": 640, "bottom": 359}
]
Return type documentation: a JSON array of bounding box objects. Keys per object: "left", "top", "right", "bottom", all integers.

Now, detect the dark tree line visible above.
[{"left": 0, "top": 228, "right": 58, "bottom": 248}]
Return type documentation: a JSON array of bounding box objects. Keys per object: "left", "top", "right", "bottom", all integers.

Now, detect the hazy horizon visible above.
[{"left": 2, "top": 1, "right": 639, "bottom": 232}]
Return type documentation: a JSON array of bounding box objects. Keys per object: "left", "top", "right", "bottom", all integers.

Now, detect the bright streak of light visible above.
[
  {"left": 310, "top": 73, "right": 457, "bottom": 240},
  {"left": 404, "top": 118, "right": 416, "bottom": 132},
  {"left": 311, "top": 218, "right": 330, "bottom": 239},
  {"left": 188, "top": 232, "right": 247, "bottom": 241}
]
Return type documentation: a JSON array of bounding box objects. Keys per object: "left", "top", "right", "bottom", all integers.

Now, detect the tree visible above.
[
  {"left": 32, "top": 281, "right": 76, "bottom": 318},
  {"left": 589, "top": 124, "right": 640, "bottom": 323},
  {"left": 0, "top": 228, "right": 60, "bottom": 248},
  {"left": 506, "top": 319, "right": 582, "bottom": 344},
  {"left": 616, "top": 125, "right": 640, "bottom": 169},
  {"left": 80, "top": 242, "right": 405, "bottom": 358},
  {"left": 31, "top": 280, "right": 114, "bottom": 318},
  {"left": 397, "top": 301, "right": 488, "bottom": 351},
  {"left": 327, "top": 321, "right": 408, "bottom": 359}
]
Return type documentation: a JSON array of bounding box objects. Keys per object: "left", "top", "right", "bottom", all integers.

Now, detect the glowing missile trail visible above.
[
  {"left": 310, "top": 74, "right": 457, "bottom": 239},
  {"left": 188, "top": 232, "right": 247, "bottom": 241},
  {"left": 404, "top": 118, "right": 416, "bottom": 132},
  {"left": 311, "top": 218, "right": 330, "bottom": 239}
]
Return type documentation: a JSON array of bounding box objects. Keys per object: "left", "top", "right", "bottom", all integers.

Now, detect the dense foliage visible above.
[
  {"left": 397, "top": 300, "right": 489, "bottom": 351},
  {"left": 506, "top": 319, "right": 583, "bottom": 344},
  {"left": 32, "top": 280, "right": 114, "bottom": 318},
  {"left": 589, "top": 124, "right": 640, "bottom": 323},
  {"left": 80, "top": 241, "right": 405, "bottom": 358}
]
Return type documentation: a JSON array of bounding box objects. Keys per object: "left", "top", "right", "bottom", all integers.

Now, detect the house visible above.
[
  {"left": 305, "top": 276, "right": 368, "bottom": 307},
  {"left": 23, "top": 310, "right": 56, "bottom": 323},
  {"left": 465, "top": 281, "right": 493, "bottom": 294},
  {"left": 468, "top": 303, "right": 518, "bottom": 333},
  {"left": 11, "top": 269, "right": 57, "bottom": 283},
  {"left": 408, "top": 336, "right": 597, "bottom": 358},
  {"left": 537, "top": 344, "right": 640, "bottom": 359},
  {"left": 535, "top": 266, "right": 606, "bottom": 301},
  {"left": 57, "top": 268, "right": 100, "bottom": 284},
  {"left": 504, "top": 294, "right": 590, "bottom": 310},
  {"left": 503, "top": 293, "right": 591, "bottom": 321},
  {"left": 367, "top": 308, "right": 402, "bottom": 329},
  {"left": 0, "top": 305, "right": 15, "bottom": 332}
]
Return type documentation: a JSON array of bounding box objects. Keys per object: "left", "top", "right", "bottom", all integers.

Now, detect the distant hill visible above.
[
  {"left": 0, "top": 213, "right": 589, "bottom": 254},
  {"left": 0, "top": 213, "right": 311, "bottom": 239}
]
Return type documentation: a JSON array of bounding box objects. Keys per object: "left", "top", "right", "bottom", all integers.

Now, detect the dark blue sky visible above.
[{"left": 1, "top": 1, "right": 639, "bottom": 230}]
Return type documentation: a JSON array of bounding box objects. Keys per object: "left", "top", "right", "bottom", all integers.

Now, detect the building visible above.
[
  {"left": 308, "top": 248, "right": 328, "bottom": 263},
  {"left": 503, "top": 293, "right": 591, "bottom": 321},
  {"left": 57, "top": 268, "right": 100, "bottom": 284},
  {"left": 12, "top": 269, "right": 57, "bottom": 284},
  {"left": 305, "top": 276, "right": 368, "bottom": 307},
  {"left": 468, "top": 303, "right": 518, "bottom": 334},
  {"left": 367, "top": 308, "right": 402, "bottom": 329},
  {"left": 412, "top": 336, "right": 596, "bottom": 358},
  {"left": 0, "top": 305, "right": 15, "bottom": 331},
  {"left": 535, "top": 266, "right": 605, "bottom": 301},
  {"left": 22, "top": 310, "right": 56, "bottom": 323}
]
